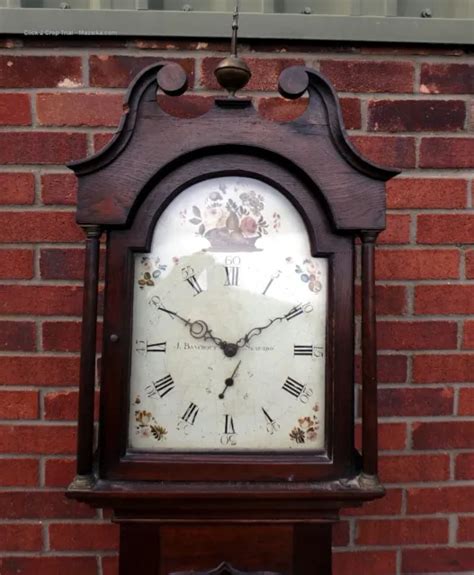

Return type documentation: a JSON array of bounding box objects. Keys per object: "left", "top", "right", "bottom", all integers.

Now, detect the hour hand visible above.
[{"left": 156, "top": 306, "right": 229, "bottom": 351}]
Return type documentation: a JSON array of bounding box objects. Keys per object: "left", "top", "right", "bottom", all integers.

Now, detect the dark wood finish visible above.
[
  {"left": 76, "top": 225, "right": 101, "bottom": 478},
  {"left": 67, "top": 61, "right": 399, "bottom": 575},
  {"left": 361, "top": 231, "right": 379, "bottom": 477},
  {"left": 170, "top": 562, "right": 281, "bottom": 575},
  {"left": 293, "top": 524, "right": 332, "bottom": 575},
  {"left": 119, "top": 522, "right": 160, "bottom": 575}
]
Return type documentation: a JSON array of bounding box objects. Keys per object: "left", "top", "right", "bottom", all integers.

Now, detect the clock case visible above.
[{"left": 67, "top": 61, "right": 398, "bottom": 532}]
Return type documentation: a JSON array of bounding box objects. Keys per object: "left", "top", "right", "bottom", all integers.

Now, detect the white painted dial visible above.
[{"left": 128, "top": 177, "right": 327, "bottom": 452}]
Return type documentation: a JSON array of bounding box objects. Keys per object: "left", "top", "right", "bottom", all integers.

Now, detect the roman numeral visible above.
[
  {"left": 282, "top": 377, "right": 304, "bottom": 398},
  {"left": 224, "top": 266, "right": 239, "bottom": 286},
  {"left": 294, "top": 344, "right": 313, "bottom": 356},
  {"left": 181, "top": 402, "right": 199, "bottom": 425},
  {"left": 186, "top": 275, "right": 203, "bottom": 296},
  {"left": 147, "top": 341, "right": 166, "bottom": 353},
  {"left": 224, "top": 414, "right": 235, "bottom": 435},
  {"left": 147, "top": 374, "right": 174, "bottom": 398}
]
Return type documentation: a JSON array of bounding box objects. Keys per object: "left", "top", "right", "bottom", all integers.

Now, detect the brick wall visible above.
[{"left": 0, "top": 37, "right": 472, "bottom": 575}]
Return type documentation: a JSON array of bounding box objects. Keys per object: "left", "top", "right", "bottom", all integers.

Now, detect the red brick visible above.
[
  {"left": 90, "top": 55, "right": 194, "bottom": 88},
  {"left": 407, "top": 486, "right": 474, "bottom": 514},
  {"left": 420, "top": 137, "right": 474, "bottom": 168},
  {"left": 420, "top": 63, "right": 474, "bottom": 94},
  {"left": 467, "top": 250, "right": 474, "bottom": 279},
  {"left": 0, "top": 133, "right": 87, "bottom": 164},
  {"left": 0, "top": 211, "right": 83, "bottom": 243},
  {"left": 45, "top": 458, "right": 76, "bottom": 487},
  {"left": 403, "top": 547, "right": 474, "bottom": 573},
  {"left": 0, "top": 425, "right": 76, "bottom": 455},
  {"left": 379, "top": 387, "right": 454, "bottom": 417},
  {"left": 0, "top": 356, "right": 79, "bottom": 387},
  {"left": 0, "top": 93, "right": 31, "bottom": 125},
  {"left": 49, "top": 522, "right": 119, "bottom": 550},
  {"left": 386, "top": 178, "right": 467, "bottom": 209},
  {"left": 456, "top": 453, "right": 474, "bottom": 480},
  {"left": 378, "top": 214, "right": 411, "bottom": 244},
  {"left": 415, "top": 285, "right": 474, "bottom": 315},
  {"left": 37, "top": 92, "right": 123, "bottom": 127},
  {"left": 333, "top": 521, "right": 349, "bottom": 546},
  {"left": 0, "top": 490, "right": 94, "bottom": 518},
  {"left": 417, "top": 214, "right": 474, "bottom": 244},
  {"left": 414, "top": 354, "right": 474, "bottom": 383},
  {"left": 333, "top": 551, "right": 397, "bottom": 575},
  {"left": 356, "top": 518, "right": 448, "bottom": 545},
  {"left": 258, "top": 97, "right": 308, "bottom": 122},
  {"left": 458, "top": 516, "right": 474, "bottom": 542},
  {"left": 0, "top": 391, "right": 38, "bottom": 419},
  {"left": 378, "top": 321, "right": 457, "bottom": 350},
  {"left": 412, "top": 421, "right": 472, "bottom": 449},
  {"left": 94, "top": 132, "right": 115, "bottom": 152},
  {"left": 356, "top": 423, "right": 406, "bottom": 451},
  {"left": 44, "top": 391, "right": 79, "bottom": 420},
  {"left": 0, "top": 56, "right": 82, "bottom": 88},
  {"left": 0, "top": 321, "right": 36, "bottom": 352},
  {"left": 0, "top": 557, "right": 97, "bottom": 575},
  {"left": 201, "top": 57, "right": 303, "bottom": 92},
  {"left": 350, "top": 136, "right": 416, "bottom": 169},
  {"left": 102, "top": 557, "right": 118, "bottom": 575},
  {"left": 320, "top": 60, "right": 414, "bottom": 93},
  {"left": 40, "top": 248, "right": 84, "bottom": 280},
  {"left": 369, "top": 99, "right": 466, "bottom": 132},
  {"left": 0, "top": 172, "right": 35, "bottom": 205},
  {"left": 0, "top": 285, "right": 82, "bottom": 315},
  {"left": 379, "top": 454, "right": 450, "bottom": 483},
  {"left": 376, "top": 285, "right": 407, "bottom": 315},
  {"left": 376, "top": 249, "right": 460, "bottom": 280},
  {"left": 0, "top": 249, "right": 34, "bottom": 280},
  {"left": 41, "top": 173, "right": 78, "bottom": 205},
  {"left": 0, "top": 458, "right": 38, "bottom": 487},
  {"left": 343, "top": 489, "right": 402, "bottom": 516},
  {"left": 43, "top": 321, "right": 81, "bottom": 352},
  {"left": 459, "top": 387, "right": 474, "bottom": 415},
  {"left": 257, "top": 96, "right": 361, "bottom": 129},
  {"left": 0, "top": 524, "right": 42, "bottom": 551},
  {"left": 157, "top": 94, "right": 213, "bottom": 119},
  {"left": 355, "top": 354, "right": 408, "bottom": 384},
  {"left": 464, "top": 322, "right": 474, "bottom": 349}
]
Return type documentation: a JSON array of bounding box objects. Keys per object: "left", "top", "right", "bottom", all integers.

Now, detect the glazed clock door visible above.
[{"left": 127, "top": 176, "right": 328, "bottom": 454}]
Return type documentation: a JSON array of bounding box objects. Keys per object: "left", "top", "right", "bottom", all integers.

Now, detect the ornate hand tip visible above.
[
  {"left": 278, "top": 66, "right": 309, "bottom": 100},
  {"left": 156, "top": 62, "right": 188, "bottom": 97}
]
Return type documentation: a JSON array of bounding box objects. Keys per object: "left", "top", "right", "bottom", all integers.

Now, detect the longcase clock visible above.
[{"left": 67, "top": 54, "right": 399, "bottom": 574}]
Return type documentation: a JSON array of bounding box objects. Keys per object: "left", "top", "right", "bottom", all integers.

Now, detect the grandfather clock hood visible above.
[{"left": 67, "top": 60, "right": 399, "bottom": 575}]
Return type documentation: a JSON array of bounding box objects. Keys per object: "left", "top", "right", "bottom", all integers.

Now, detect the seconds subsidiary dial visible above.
[{"left": 128, "top": 177, "right": 327, "bottom": 452}]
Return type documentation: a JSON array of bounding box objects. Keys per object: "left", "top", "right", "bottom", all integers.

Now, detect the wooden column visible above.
[
  {"left": 76, "top": 225, "right": 101, "bottom": 478},
  {"left": 360, "top": 231, "right": 379, "bottom": 477}
]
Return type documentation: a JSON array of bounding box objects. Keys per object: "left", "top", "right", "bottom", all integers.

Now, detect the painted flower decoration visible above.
[
  {"left": 293, "top": 258, "right": 322, "bottom": 294},
  {"left": 187, "top": 187, "right": 277, "bottom": 251},
  {"left": 289, "top": 408, "right": 320, "bottom": 445},
  {"left": 137, "top": 256, "right": 167, "bottom": 289},
  {"left": 135, "top": 410, "right": 167, "bottom": 442}
]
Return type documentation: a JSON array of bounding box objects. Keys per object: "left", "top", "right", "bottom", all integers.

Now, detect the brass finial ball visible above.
[{"left": 214, "top": 55, "right": 251, "bottom": 97}]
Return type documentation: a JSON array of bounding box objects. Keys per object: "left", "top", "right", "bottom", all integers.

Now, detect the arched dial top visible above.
[{"left": 128, "top": 176, "right": 327, "bottom": 453}]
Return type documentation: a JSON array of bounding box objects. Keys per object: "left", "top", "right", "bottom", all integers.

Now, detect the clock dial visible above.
[{"left": 128, "top": 177, "right": 327, "bottom": 452}]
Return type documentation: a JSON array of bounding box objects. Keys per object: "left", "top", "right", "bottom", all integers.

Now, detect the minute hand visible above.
[{"left": 234, "top": 304, "right": 300, "bottom": 349}]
